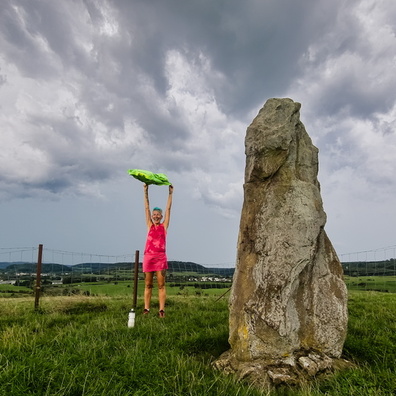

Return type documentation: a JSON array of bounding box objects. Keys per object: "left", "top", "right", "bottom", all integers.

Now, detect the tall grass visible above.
[{"left": 0, "top": 291, "right": 395, "bottom": 395}]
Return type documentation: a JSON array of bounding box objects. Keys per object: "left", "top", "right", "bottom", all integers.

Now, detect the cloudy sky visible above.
[{"left": 1, "top": 0, "right": 396, "bottom": 266}]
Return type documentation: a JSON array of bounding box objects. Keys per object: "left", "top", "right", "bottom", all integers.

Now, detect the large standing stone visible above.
[{"left": 214, "top": 98, "right": 348, "bottom": 387}]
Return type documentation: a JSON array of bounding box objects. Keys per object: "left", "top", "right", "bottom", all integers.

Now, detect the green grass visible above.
[
  {"left": 344, "top": 276, "right": 396, "bottom": 293},
  {"left": 42, "top": 280, "right": 231, "bottom": 298},
  {"left": 312, "top": 290, "right": 396, "bottom": 395},
  {"left": 0, "top": 284, "right": 31, "bottom": 291},
  {"left": 0, "top": 284, "right": 32, "bottom": 298},
  {"left": 0, "top": 290, "right": 395, "bottom": 395}
]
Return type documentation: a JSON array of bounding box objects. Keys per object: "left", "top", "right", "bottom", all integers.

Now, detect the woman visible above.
[{"left": 142, "top": 183, "right": 173, "bottom": 317}]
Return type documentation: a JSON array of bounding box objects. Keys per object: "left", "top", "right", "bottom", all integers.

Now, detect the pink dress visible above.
[{"left": 143, "top": 224, "right": 168, "bottom": 272}]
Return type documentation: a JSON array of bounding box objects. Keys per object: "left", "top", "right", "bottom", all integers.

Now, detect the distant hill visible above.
[
  {"left": 0, "top": 262, "right": 38, "bottom": 270},
  {"left": 0, "top": 262, "right": 72, "bottom": 273},
  {"left": 1, "top": 259, "right": 395, "bottom": 277},
  {"left": 168, "top": 261, "right": 235, "bottom": 276},
  {"left": 342, "top": 259, "right": 396, "bottom": 276},
  {"left": 0, "top": 261, "right": 41, "bottom": 269},
  {"left": 0, "top": 261, "right": 235, "bottom": 276}
]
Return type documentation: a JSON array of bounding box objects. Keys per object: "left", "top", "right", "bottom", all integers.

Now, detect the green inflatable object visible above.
[{"left": 128, "top": 169, "right": 171, "bottom": 185}]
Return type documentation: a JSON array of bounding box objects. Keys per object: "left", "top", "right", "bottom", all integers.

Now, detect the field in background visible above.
[
  {"left": 344, "top": 275, "right": 396, "bottom": 293},
  {"left": 0, "top": 288, "right": 395, "bottom": 395},
  {"left": 0, "top": 279, "right": 231, "bottom": 300},
  {"left": 1, "top": 247, "right": 396, "bottom": 298},
  {"left": 2, "top": 274, "right": 396, "bottom": 302}
]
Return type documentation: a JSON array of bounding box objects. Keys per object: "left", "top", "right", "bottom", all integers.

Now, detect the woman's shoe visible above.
[{"left": 158, "top": 310, "right": 165, "bottom": 318}]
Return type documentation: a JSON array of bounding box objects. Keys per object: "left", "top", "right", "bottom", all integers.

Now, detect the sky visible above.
[{"left": 1, "top": 0, "right": 396, "bottom": 266}]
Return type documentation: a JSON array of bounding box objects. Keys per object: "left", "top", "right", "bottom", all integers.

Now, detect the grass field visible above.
[
  {"left": 0, "top": 280, "right": 232, "bottom": 298},
  {"left": 0, "top": 288, "right": 395, "bottom": 395},
  {"left": 344, "top": 276, "right": 396, "bottom": 293}
]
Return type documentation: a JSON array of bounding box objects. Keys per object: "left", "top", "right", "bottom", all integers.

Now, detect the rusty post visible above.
[
  {"left": 133, "top": 250, "right": 139, "bottom": 309},
  {"left": 34, "top": 244, "right": 43, "bottom": 310}
]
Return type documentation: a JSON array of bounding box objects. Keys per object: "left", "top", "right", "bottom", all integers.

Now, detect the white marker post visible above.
[
  {"left": 128, "top": 309, "right": 135, "bottom": 328},
  {"left": 128, "top": 250, "right": 139, "bottom": 328}
]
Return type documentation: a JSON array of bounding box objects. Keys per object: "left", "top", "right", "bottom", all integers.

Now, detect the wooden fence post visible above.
[
  {"left": 34, "top": 244, "right": 43, "bottom": 310},
  {"left": 133, "top": 250, "right": 139, "bottom": 309}
]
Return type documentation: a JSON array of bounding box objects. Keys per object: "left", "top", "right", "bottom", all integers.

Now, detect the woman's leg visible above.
[
  {"left": 156, "top": 269, "right": 167, "bottom": 312},
  {"left": 144, "top": 272, "right": 154, "bottom": 310}
]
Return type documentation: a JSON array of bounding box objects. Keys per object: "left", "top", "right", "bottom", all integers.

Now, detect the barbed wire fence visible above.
[
  {"left": 0, "top": 246, "right": 137, "bottom": 298},
  {"left": 0, "top": 246, "right": 234, "bottom": 301},
  {"left": 1, "top": 245, "right": 396, "bottom": 299},
  {"left": 339, "top": 245, "right": 396, "bottom": 293}
]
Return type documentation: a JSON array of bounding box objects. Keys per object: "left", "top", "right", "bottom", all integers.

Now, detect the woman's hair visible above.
[{"left": 153, "top": 207, "right": 162, "bottom": 213}]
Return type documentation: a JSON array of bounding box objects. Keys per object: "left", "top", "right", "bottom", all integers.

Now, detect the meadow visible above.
[
  {"left": 0, "top": 287, "right": 395, "bottom": 395},
  {"left": 343, "top": 275, "right": 396, "bottom": 293}
]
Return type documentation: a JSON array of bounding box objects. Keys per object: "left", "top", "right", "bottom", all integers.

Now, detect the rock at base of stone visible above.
[{"left": 213, "top": 349, "right": 353, "bottom": 389}]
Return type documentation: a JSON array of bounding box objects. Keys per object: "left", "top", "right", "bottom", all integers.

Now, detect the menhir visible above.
[{"left": 214, "top": 98, "right": 348, "bottom": 388}]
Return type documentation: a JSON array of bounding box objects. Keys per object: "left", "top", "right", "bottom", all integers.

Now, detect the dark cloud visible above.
[
  {"left": 1, "top": 0, "right": 396, "bottom": 209},
  {"left": 1, "top": 0, "right": 396, "bottom": 262},
  {"left": 107, "top": 0, "right": 322, "bottom": 115}
]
